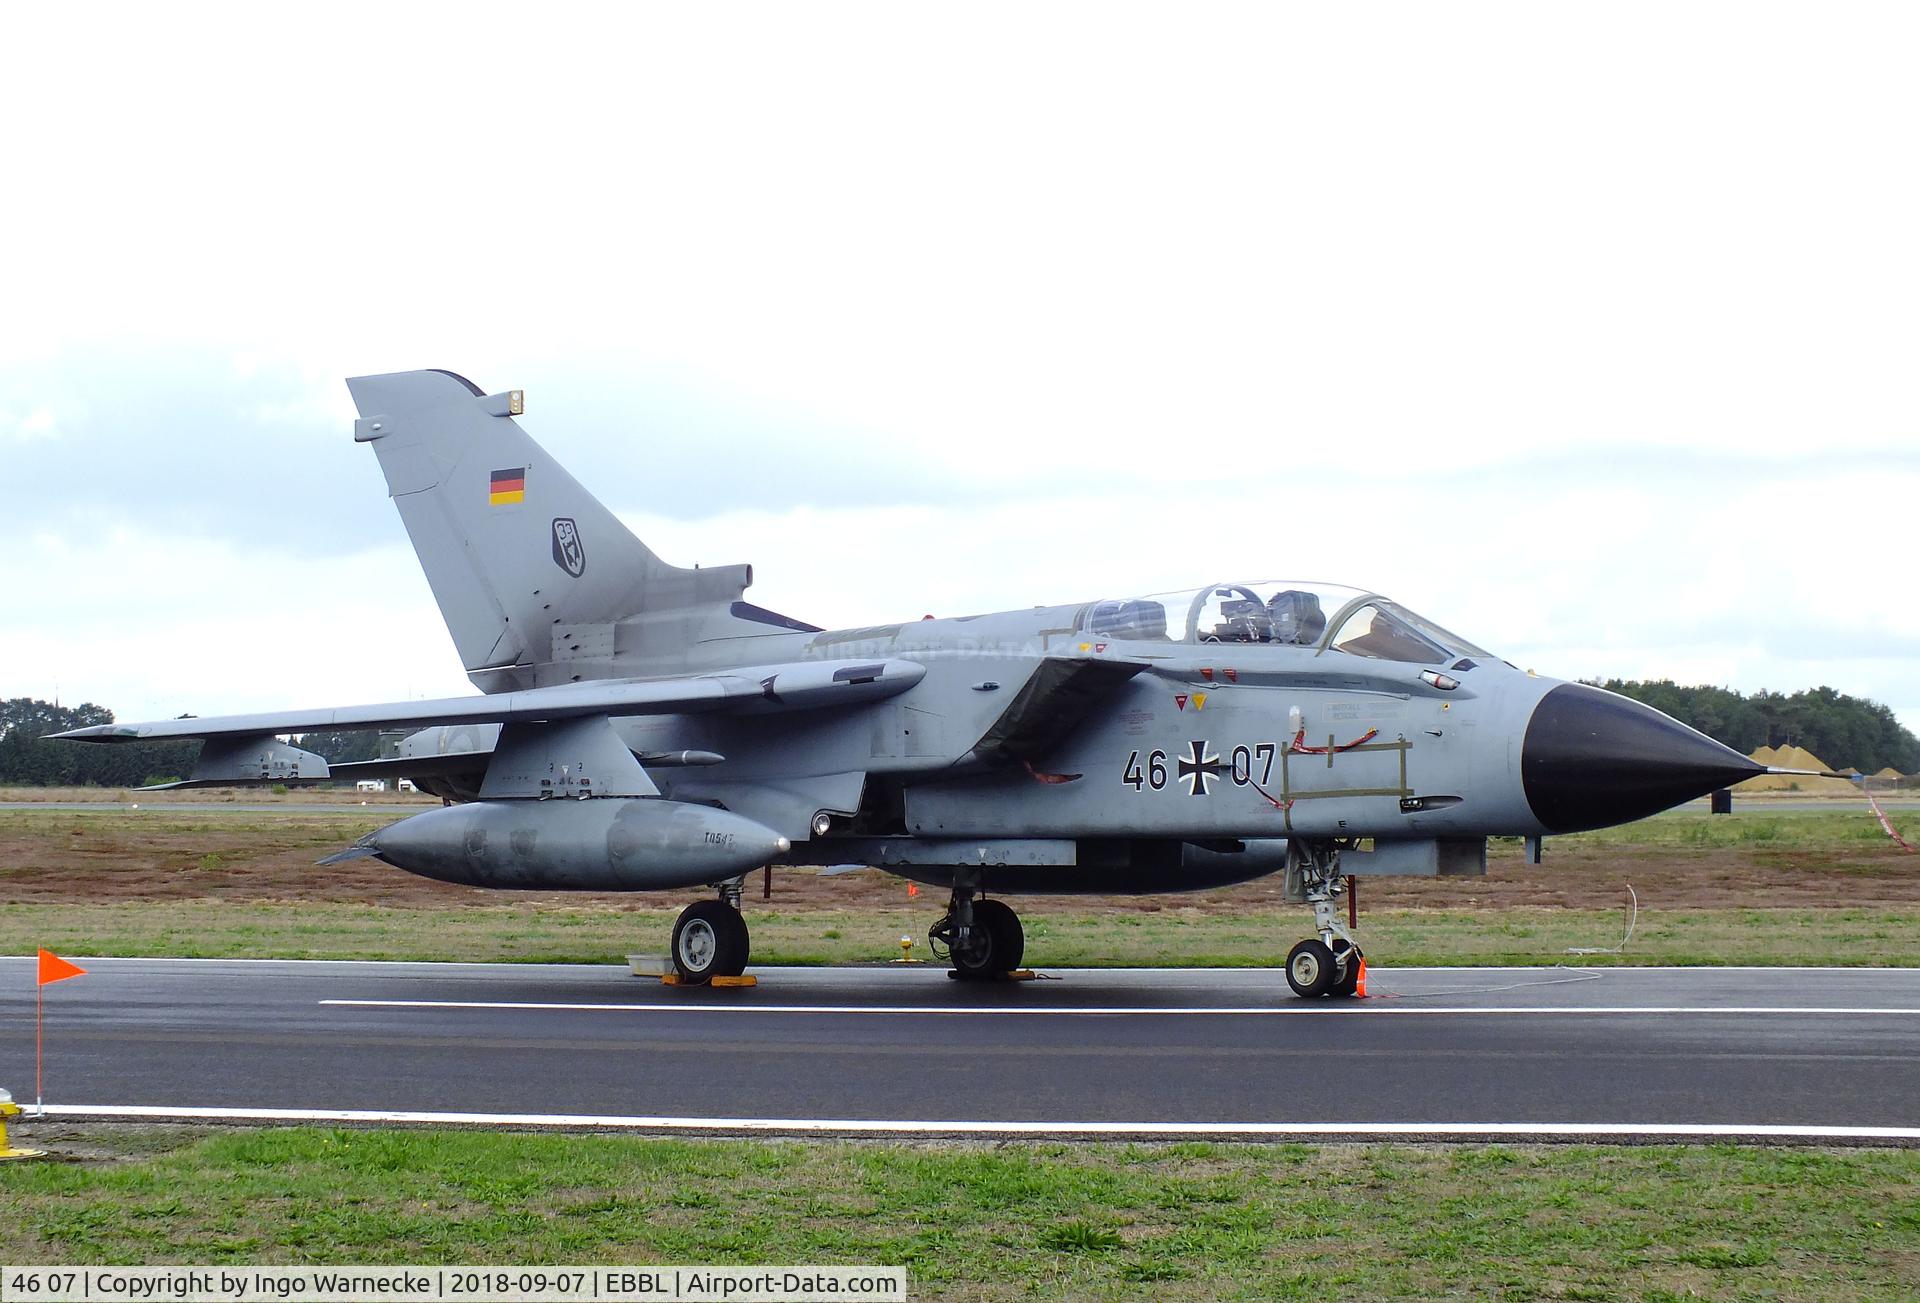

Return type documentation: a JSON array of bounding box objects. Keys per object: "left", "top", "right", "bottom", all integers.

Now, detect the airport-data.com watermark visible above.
[{"left": 0, "top": 1267, "right": 907, "bottom": 1303}]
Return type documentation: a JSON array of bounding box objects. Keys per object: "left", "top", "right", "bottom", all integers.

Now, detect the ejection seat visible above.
[
  {"left": 1267, "top": 589, "right": 1326, "bottom": 645},
  {"left": 1207, "top": 598, "right": 1274, "bottom": 643}
]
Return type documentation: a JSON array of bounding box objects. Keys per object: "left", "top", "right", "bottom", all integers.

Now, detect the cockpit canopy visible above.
[{"left": 1080, "top": 581, "right": 1493, "bottom": 666}]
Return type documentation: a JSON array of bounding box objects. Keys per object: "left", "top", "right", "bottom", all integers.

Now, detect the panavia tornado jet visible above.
[{"left": 56, "top": 368, "right": 1782, "bottom": 996}]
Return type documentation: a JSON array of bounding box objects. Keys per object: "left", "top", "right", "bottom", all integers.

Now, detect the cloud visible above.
[
  {"left": 0, "top": 405, "right": 61, "bottom": 444},
  {"left": 0, "top": 527, "right": 470, "bottom": 721},
  {"left": 2, "top": 5, "right": 1916, "bottom": 739}
]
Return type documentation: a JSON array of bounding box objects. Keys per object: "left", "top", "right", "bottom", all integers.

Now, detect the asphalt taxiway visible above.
[{"left": 5, "top": 959, "right": 1920, "bottom": 1142}]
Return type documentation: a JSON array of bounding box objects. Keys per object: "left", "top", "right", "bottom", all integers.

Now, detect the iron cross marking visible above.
[{"left": 1178, "top": 739, "right": 1222, "bottom": 797}]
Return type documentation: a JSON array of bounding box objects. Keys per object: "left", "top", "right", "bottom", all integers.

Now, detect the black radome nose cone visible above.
[{"left": 1522, "top": 683, "right": 1765, "bottom": 833}]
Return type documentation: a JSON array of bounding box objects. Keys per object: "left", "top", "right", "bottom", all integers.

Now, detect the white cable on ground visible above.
[
  {"left": 1371, "top": 884, "right": 1640, "bottom": 999},
  {"left": 1567, "top": 883, "right": 1638, "bottom": 956},
  {"left": 1382, "top": 967, "right": 1610, "bottom": 999}
]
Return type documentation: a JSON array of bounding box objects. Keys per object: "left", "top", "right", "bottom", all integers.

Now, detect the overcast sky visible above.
[{"left": 3, "top": 3, "right": 1916, "bottom": 739}]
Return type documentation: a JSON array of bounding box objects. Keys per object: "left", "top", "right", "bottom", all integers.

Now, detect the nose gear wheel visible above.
[{"left": 1285, "top": 839, "right": 1365, "bottom": 999}]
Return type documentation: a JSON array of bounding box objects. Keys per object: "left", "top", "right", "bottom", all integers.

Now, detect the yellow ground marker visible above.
[{"left": 0, "top": 1087, "right": 46, "bottom": 1161}]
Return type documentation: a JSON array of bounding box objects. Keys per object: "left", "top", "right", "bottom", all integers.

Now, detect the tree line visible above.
[
  {"left": 1590, "top": 680, "right": 1919, "bottom": 775},
  {"left": 0, "top": 698, "right": 384, "bottom": 788}
]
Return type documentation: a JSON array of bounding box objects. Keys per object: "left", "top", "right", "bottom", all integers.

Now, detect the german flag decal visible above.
[{"left": 489, "top": 467, "right": 526, "bottom": 506}]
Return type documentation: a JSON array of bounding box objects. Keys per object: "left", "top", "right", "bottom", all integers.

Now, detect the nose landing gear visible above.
[{"left": 1285, "top": 841, "right": 1364, "bottom": 999}]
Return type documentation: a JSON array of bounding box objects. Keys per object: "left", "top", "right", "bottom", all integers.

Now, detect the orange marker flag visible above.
[
  {"left": 37, "top": 949, "right": 86, "bottom": 986},
  {"left": 35, "top": 950, "right": 86, "bottom": 1115}
]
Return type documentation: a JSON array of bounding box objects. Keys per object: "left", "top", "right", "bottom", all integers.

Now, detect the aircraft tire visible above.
[
  {"left": 952, "top": 900, "right": 1023, "bottom": 980},
  {"left": 716, "top": 907, "right": 751, "bottom": 978},
  {"left": 978, "top": 899, "right": 1024, "bottom": 974},
  {"left": 673, "top": 899, "right": 748, "bottom": 984},
  {"left": 1285, "top": 939, "right": 1338, "bottom": 998},
  {"left": 1329, "top": 941, "right": 1362, "bottom": 997}
]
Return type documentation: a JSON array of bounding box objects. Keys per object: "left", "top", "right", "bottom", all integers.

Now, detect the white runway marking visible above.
[
  {"left": 28, "top": 1103, "right": 1920, "bottom": 1142},
  {"left": 319, "top": 998, "right": 1920, "bottom": 1017}
]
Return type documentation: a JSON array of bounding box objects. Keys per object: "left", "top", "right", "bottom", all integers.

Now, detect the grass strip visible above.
[{"left": 3, "top": 1128, "right": 1917, "bottom": 1300}]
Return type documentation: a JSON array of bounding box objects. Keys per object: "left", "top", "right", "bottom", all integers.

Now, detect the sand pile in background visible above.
[
  {"left": 1874, "top": 767, "right": 1905, "bottom": 780},
  {"left": 1737, "top": 744, "right": 1862, "bottom": 794}
]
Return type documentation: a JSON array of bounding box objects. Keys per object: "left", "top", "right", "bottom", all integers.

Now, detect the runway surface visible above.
[{"left": 5, "top": 958, "right": 1920, "bottom": 1142}]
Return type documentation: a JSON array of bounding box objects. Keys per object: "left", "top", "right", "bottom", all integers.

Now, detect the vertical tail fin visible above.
[{"left": 346, "top": 369, "right": 754, "bottom": 688}]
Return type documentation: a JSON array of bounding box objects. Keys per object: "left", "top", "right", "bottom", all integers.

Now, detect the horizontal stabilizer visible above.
[
  {"left": 327, "top": 753, "right": 489, "bottom": 784},
  {"left": 140, "top": 777, "right": 329, "bottom": 791},
  {"left": 142, "top": 735, "right": 331, "bottom": 789}
]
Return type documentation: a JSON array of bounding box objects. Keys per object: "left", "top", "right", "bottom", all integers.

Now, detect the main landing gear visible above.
[
  {"left": 1285, "top": 840, "right": 1364, "bottom": 999},
  {"left": 671, "top": 878, "right": 750, "bottom": 984},
  {"left": 930, "top": 873, "right": 1025, "bottom": 980}
]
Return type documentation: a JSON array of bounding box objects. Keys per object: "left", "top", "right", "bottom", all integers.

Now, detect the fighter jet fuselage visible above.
[{"left": 55, "top": 369, "right": 1767, "bottom": 996}]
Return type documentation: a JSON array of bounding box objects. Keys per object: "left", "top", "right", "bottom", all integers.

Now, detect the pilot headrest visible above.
[{"left": 1268, "top": 590, "right": 1326, "bottom": 642}]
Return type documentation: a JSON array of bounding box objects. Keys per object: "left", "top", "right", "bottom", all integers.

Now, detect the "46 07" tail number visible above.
[{"left": 1123, "top": 742, "right": 1276, "bottom": 796}]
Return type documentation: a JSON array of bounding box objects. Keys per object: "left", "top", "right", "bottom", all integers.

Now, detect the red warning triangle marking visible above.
[{"left": 1174, "top": 694, "right": 1189, "bottom": 710}]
